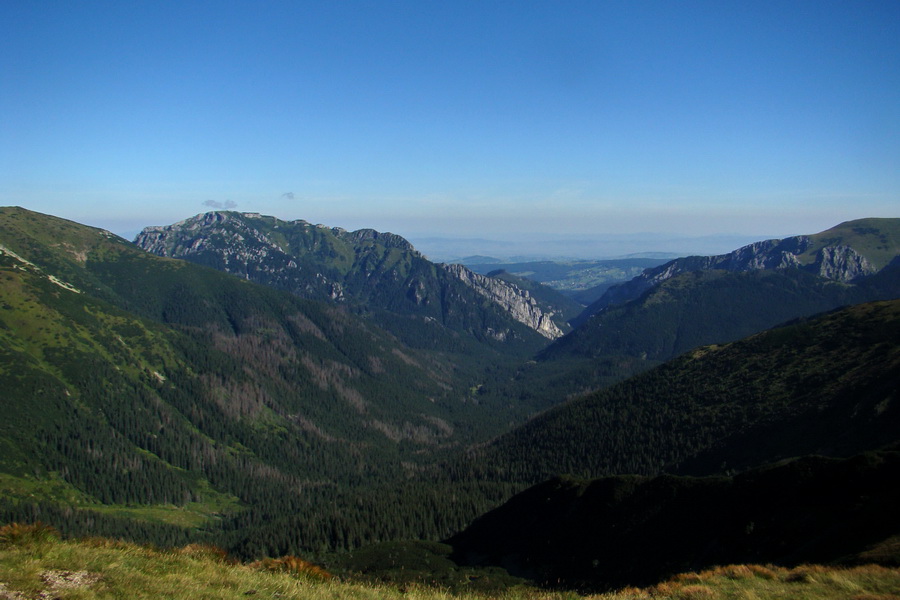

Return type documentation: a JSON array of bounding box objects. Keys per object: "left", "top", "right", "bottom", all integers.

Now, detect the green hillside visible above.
[
  {"left": 543, "top": 266, "right": 900, "bottom": 366},
  {"left": 460, "top": 299, "right": 900, "bottom": 484},
  {"left": 806, "top": 217, "right": 900, "bottom": 270},
  {"left": 0, "top": 207, "right": 525, "bottom": 556}
]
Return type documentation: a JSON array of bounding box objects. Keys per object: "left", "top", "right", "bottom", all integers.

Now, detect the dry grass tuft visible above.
[
  {"left": 249, "top": 554, "right": 333, "bottom": 581},
  {"left": 709, "top": 565, "right": 753, "bottom": 580},
  {"left": 79, "top": 536, "right": 142, "bottom": 550},
  {"left": 676, "top": 584, "right": 716, "bottom": 599},
  {"left": 672, "top": 572, "right": 704, "bottom": 584},
  {"left": 173, "top": 543, "right": 230, "bottom": 562},
  {"left": 783, "top": 564, "right": 829, "bottom": 583},
  {"left": 651, "top": 581, "right": 682, "bottom": 596},
  {"left": 612, "top": 585, "right": 652, "bottom": 598},
  {"left": 745, "top": 564, "right": 778, "bottom": 580},
  {"left": 0, "top": 522, "right": 59, "bottom": 547}
]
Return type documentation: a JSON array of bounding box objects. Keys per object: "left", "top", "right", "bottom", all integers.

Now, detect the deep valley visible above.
[{"left": 1, "top": 207, "right": 899, "bottom": 594}]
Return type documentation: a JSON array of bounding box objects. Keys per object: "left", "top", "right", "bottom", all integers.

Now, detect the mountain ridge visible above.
[
  {"left": 578, "top": 217, "right": 900, "bottom": 323},
  {"left": 135, "top": 211, "right": 565, "bottom": 342}
]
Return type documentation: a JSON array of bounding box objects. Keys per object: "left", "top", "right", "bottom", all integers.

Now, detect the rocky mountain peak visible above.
[
  {"left": 814, "top": 245, "right": 874, "bottom": 281},
  {"left": 133, "top": 211, "right": 561, "bottom": 343},
  {"left": 337, "top": 228, "right": 421, "bottom": 255}
]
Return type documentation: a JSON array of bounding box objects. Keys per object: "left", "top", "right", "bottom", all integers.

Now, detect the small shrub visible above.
[
  {"left": 0, "top": 522, "right": 60, "bottom": 548},
  {"left": 174, "top": 543, "right": 230, "bottom": 562},
  {"left": 711, "top": 565, "right": 753, "bottom": 580},
  {"left": 677, "top": 585, "right": 716, "bottom": 599},
  {"left": 250, "top": 555, "right": 333, "bottom": 581},
  {"left": 783, "top": 564, "right": 828, "bottom": 583},
  {"left": 746, "top": 564, "right": 778, "bottom": 580}
]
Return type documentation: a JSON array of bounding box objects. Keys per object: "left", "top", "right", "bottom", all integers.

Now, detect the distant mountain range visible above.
[{"left": 465, "top": 257, "right": 670, "bottom": 304}]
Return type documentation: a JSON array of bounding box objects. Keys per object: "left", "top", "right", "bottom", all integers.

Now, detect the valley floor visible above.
[{"left": 1, "top": 526, "right": 898, "bottom": 600}]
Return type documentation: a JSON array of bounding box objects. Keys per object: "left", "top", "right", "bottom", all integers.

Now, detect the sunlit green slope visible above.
[{"left": 0, "top": 207, "right": 521, "bottom": 555}]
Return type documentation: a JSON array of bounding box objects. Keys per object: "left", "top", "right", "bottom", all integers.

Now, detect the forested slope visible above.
[
  {"left": 449, "top": 449, "right": 900, "bottom": 590},
  {"left": 460, "top": 299, "right": 900, "bottom": 484},
  {"left": 543, "top": 265, "right": 900, "bottom": 366},
  {"left": 0, "top": 207, "right": 521, "bottom": 556}
]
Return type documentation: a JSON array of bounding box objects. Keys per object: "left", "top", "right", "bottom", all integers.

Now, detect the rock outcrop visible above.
[
  {"left": 442, "top": 264, "right": 564, "bottom": 340},
  {"left": 136, "top": 211, "right": 345, "bottom": 299},
  {"left": 581, "top": 228, "right": 883, "bottom": 321}
]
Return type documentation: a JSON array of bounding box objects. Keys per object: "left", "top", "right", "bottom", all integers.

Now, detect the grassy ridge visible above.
[
  {"left": 808, "top": 217, "right": 900, "bottom": 270},
  {"left": 1, "top": 525, "right": 899, "bottom": 599}
]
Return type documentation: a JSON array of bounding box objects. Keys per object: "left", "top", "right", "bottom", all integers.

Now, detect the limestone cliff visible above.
[{"left": 442, "top": 264, "right": 564, "bottom": 340}]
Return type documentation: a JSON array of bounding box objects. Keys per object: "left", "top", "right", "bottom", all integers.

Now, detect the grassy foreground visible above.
[{"left": 1, "top": 524, "right": 899, "bottom": 600}]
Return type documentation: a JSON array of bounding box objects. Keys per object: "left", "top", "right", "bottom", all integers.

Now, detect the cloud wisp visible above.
[{"left": 203, "top": 200, "right": 238, "bottom": 209}]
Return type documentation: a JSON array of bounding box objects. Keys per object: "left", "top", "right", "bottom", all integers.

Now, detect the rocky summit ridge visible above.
[
  {"left": 584, "top": 217, "right": 900, "bottom": 317},
  {"left": 135, "top": 211, "right": 565, "bottom": 340}
]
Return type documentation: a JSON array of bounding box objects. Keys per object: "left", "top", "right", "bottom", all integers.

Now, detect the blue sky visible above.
[{"left": 1, "top": 0, "right": 898, "bottom": 257}]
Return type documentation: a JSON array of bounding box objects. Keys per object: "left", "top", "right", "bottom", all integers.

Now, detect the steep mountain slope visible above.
[
  {"left": 542, "top": 265, "right": 900, "bottom": 366},
  {"left": 482, "top": 269, "right": 583, "bottom": 325},
  {"left": 459, "top": 299, "right": 900, "bottom": 484},
  {"left": 449, "top": 449, "right": 900, "bottom": 590},
  {"left": 578, "top": 217, "right": 900, "bottom": 323},
  {"left": 528, "top": 219, "right": 900, "bottom": 399},
  {"left": 0, "top": 207, "right": 523, "bottom": 555},
  {"left": 441, "top": 264, "right": 566, "bottom": 338},
  {"left": 134, "top": 212, "right": 560, "bottom": 346}
]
